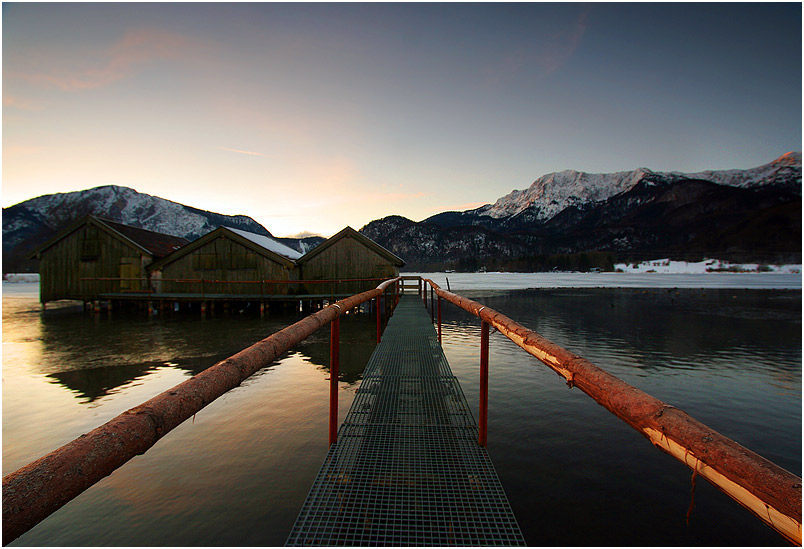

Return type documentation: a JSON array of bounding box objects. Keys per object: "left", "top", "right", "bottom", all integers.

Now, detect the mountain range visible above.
[
  {"left": 2, "top": 186, "right": 324, "bottom": 273},
  {"left": 3, "top": 153, "right": 801, "bottom": 273},
  {"left": 363, "top": 152, "right": 802, "bottom": 270}
]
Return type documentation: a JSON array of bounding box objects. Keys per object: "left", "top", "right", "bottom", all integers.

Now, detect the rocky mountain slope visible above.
[
  {"left": 3, "top": 185, "right": 323, "bottom": 273},
  {"left": 364, "top": 153, "right": 801, "bottom": 270}
]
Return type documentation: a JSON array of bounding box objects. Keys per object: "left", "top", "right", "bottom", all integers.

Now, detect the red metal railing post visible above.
[
  {"left": 376, "top": 295, "right": 381, "bottom": 343},
  {"left": 437, "top": 296, "right": 442, "bottom": 343},
  {"left": 430, "top": 285, "right": 434, "bottom": 324},
  {"left": 329, "top": 316, "right": 341, "bottom": 445},
  {"left": 479, "top": 320, "right": 489, "bottom": 447}
]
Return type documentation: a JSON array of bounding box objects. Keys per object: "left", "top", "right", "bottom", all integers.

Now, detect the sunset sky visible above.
[{"left": 3, "top": 3, "right": 801, "bottom": 237}]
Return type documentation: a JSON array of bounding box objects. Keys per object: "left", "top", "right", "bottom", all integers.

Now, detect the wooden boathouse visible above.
[
  {"left": 148, "top": 226, "right": 301, "bottom": 296},
  {"left": 296, "top": 226, "right": 404, "bottom": 295},
  {"left": 29, "top": 218, "right": 405, "bottom": 314},
  {"left": 28, "top": 215, "right": 189, "bottom": 305}
]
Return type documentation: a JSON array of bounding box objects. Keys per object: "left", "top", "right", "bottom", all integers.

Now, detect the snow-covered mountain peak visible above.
[
  {"left": 677, "top": 152, "right": 802, "bottom": 189},
  {"left": 480, "top": 166, "right": 653, "bottom": 221},
  {"left": 773, "top": 151, "right": 802, "bottom": 167},
  {"left": 3, "top": 185, "right": 275, "bottom": 250},
  {"left": 477, "top": 154, "right": 800, "bottom": 222},
  {"left": 3, "top": 185, "right": 328, "bottom": 271}
]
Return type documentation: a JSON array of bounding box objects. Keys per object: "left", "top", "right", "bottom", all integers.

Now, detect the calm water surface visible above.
[{"left": 3, "top": 278, "right": 801, "bottom": 546}]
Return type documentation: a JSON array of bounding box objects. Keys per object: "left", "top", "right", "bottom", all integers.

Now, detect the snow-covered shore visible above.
[
  {"left": 3, "top": 273, "right": 40, "bottom": 283},
  {"left": 614, "top": 259, "right": 800, "bottom": 274}
]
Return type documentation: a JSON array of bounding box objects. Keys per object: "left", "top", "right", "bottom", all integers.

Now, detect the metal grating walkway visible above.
[{"left": 286, "top": 295, "right": 526, "bottom": 546}]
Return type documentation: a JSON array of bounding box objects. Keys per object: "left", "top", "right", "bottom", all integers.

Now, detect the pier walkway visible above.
[{"left": 286, "top": 295, "right": 526, "bottom": 546}]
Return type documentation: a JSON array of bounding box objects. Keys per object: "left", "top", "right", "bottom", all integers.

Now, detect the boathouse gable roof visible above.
[
  {"left": 227, "top": 227, "right": 302, "bottom": 260},
  {"left": 297, "top": 226, "right": 405, "bottom": 266},
  {"left": 28, "top": 215, "right": 189, "bottom": 260},
  {"left": 147, "top": 226, "right": 298, "bottom": 272},
  {"left": 99, "top": 219, "right": 189, "bottom": 258}
]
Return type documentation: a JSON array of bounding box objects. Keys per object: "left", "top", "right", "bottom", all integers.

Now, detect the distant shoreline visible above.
[{"left": 407, "top": 271, "right": 802, "bottom": 291}]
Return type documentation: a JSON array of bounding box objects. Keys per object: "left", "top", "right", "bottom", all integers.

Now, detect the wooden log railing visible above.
[
  {"left": 421, "top": 277, "right": 801, "bottom": 545},
  {"left": 2, "top": 278, "right": 401, "bottom": 545}
]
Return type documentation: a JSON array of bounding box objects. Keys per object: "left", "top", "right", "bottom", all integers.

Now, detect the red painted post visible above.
[
  {"left": 376, "top": 295, "right": 381, "bottom": 343},
  {"left": 329, "top": 316, "right": 340, "bottom": 445},
  {"left": 479, "top": 320, "right": 489, "bottom": 447},
  {"left": 437, "top": 296, "right": 442, "bottom": 343},
  {"left": 430, "top": 285, "right": 434, "bottom": 324}
]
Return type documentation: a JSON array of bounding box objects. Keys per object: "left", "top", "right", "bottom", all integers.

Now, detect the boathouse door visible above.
[{"left": 119, "top": 259, "right": 138, "bottom": 292}]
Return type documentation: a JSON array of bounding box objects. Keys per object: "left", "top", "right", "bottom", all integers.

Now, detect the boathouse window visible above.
[
  {"left": 228, "top": 253, "right": 258, "bottom": 270},
  {"left": 80, "top": 239, "right": 100, "bottom": 261},
  {"left": 193, "top": 253, "right": 217, "bottom": 270}
]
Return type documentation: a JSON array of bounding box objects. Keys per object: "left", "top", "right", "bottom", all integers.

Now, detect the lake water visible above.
[{"left": 3, "top": 273, "right": 801, "bottom": 546}]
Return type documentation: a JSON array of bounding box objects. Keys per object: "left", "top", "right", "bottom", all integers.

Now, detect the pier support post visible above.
[
  {"left": 479, "top": 321, "right": 489, "bottom": 447},
  {"left": 329, "top": 317, "right": 341, "bottom": 446}
]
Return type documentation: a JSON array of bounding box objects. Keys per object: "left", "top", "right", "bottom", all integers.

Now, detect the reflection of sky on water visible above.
[{"left": 440, "top": 287, "right": 801, "bottom": 474}]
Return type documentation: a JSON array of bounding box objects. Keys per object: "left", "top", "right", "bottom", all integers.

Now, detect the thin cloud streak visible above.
[
  {"left": 3, "top": 145, "right": 43, "bottom": 156},
  {"left": 3, "top": 94, "right": 44, "bottom": 110},
  {"left": 539, "top": 8, "right": 589, "bottom": 74},
  {"left": 370, "top": 191, "right": 428, "bottom": 202},
  {"left": 444, "top": 201, "right": 488, "bottom": 211},
  {"left": 217, "top": 147, "right": 266, "bottom": 157},
  {"left": 10, "top": 28, "right": 196, "bottom": 91},
  {"left": 487, "top": 7, "right": 590, "bottom": 85}
]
